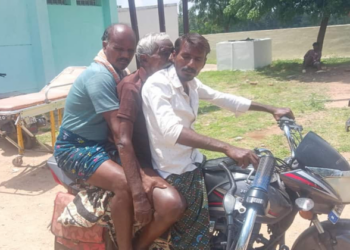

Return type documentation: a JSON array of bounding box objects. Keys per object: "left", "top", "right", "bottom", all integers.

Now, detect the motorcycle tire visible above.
[{"left": 292, "top": 219, "right": 350, "bottom": 250}]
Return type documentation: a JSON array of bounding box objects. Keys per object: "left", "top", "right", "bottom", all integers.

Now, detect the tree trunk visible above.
[
  {"left": 224, "top": 25, "right": 229, "bottom": 32},
  {"left": 317, "top": 15, "right": 330, "bottom": 52}
]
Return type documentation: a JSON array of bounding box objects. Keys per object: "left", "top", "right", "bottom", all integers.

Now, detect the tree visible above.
[
  {"left": 189, "top": 0, "right": 237, "bottom": 33},
  {"left": 178, "top": 1, "right": 227, "bottom": 35},
  {"left": 224, "top": 0, "right": 350, "bottom": 51}
]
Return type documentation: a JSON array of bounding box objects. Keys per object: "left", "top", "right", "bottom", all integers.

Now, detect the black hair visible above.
[
  {"left": 102, "top": 25, "right": 113, "bottom": 41},
  {"left": 174, "top": 33, "right": 211, "bottom": 55}
]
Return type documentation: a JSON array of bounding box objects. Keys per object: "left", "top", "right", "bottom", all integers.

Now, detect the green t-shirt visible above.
[{"left": 61, "top": 62, "right": 119, "bottom": 142}]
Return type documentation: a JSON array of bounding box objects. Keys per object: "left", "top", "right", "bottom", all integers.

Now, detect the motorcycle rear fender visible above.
[{"left": 47, "top": 156, "right": 79, "bottom": 194}]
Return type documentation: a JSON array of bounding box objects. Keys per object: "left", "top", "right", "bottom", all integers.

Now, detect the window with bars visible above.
[
  {"left": 77, "top": 0, "right": 100, "bottom": 6},
  {"left": 47, "top": 0, "right": 70, "bottom": 5}
]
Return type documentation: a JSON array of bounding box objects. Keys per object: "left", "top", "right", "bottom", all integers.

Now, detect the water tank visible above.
[{"left": 216, "top": 38, "right": 272, "bottom": 71}]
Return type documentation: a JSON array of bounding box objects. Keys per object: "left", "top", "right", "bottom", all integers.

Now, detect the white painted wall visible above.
[{"left": 118, "top": 3, "right": 179, "bottom": 72}]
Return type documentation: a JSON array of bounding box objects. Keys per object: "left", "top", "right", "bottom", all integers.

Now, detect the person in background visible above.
[{"left": 303, "top": 42, "right": 322, "bottom": 72}]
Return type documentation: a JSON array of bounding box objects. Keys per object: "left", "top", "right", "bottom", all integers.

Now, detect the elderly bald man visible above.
[{"left": 54, "top": 25, "right": 182, "bottom": 250}]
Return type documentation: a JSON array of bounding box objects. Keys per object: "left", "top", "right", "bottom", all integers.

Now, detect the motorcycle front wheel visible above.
[{"left": 292, "top": 219, "right": 350, "bottom": 250}]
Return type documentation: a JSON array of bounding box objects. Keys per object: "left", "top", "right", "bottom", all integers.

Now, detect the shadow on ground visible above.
[
  {"left": 0, "top": 160, "right": 57, "bottom": 196},
  {"left": 0, "top": 139, "right": 57, "bottom": 195},
  {"left": 0, "top": 138, "right": 52, "bottom": 158},
  {"left": 257, "top": 58, "right": 350, "bottom": 84}
]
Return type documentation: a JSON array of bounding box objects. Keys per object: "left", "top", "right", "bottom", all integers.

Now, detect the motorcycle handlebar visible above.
[
  {"left": 278, "top": 116, "right": 303, "bottom": 132},
  {"left": 278, "top": 117, "right": 303, "bottom": 159},
  {"left": 251, "top": 154, "right": 275, "bottom": 191},
  {"left": 222, "top": 158, "right": 237, "bottom": 167},
  {"left": 234, "top": 153, "right": 275, "bottom": 250}
]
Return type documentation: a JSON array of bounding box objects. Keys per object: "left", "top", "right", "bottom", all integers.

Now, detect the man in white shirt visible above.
[{"left": 142, "top": 33, "right": 294, "bottom": 249}]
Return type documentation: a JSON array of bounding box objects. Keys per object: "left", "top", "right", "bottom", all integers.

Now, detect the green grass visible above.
[
  {"left": 204, "top": 24, "right": 350, "bottom": 64},
  {"left": 34, "top": 125, "right": 58, "bottom": 147},
  {"left": 36, "top": 131, "right": 57, "bottom": 145},
  {"left": 257, "top": 58, "right": 350, "bottom": 79},
  {"left": 35, "top": 58, "right": 350, "bottom": 162},
  {"left": 302, "top": 108, "right": 350, "bottom": 152},
  {"left": 195, "top": 58, "right": 350, "bottom": 159}
]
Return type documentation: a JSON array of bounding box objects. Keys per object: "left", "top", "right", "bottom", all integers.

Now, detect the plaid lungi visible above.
[{"left": 166, "top": 167, "right": 210, "bottom": 250}]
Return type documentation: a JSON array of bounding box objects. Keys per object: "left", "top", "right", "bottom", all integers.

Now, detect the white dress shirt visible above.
[{"left": 142, "top": 65, "right": 251, "bottom": 178}]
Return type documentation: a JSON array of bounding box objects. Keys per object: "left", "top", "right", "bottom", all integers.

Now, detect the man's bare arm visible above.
[
  {"left": 176, "top": 102, "right": 293, "bottom": 167},
  {"left": 176, "top": 127, "right": 258, "bottom": 168},
  {"left": 249, "top": 102, "right": 295, "bottom": 120},
  {"left": 103, "top": 110, "right": 152, "bottom": 226}
]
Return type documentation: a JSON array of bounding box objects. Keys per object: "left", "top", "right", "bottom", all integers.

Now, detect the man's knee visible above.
[
  {"left": 110, "top": 176, "right": 132, "bottom": 205},
  {"left": 154, "top": 187, "right": 186, "bottom": 222}
]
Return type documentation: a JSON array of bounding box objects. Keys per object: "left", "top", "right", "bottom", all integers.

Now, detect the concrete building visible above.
[
  {"left": 0, "top": 0, "right": 117, "bottom": 98},
  {"left": 118, "top": 3, "right": 179, "bottom": 71}
]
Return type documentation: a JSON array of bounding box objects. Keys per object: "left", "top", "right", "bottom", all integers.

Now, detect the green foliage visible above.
[
  {"left": 179, "top": 0, "right": 236, "bottom": 34},
  {"left": 178, "top": 0, "right": 350, "bottom": 35},
  {"left": 224, "top": 0, "right": 350, "bottom": 22},
  {"left": 190, "top": 0, "right": 235, "bottom": 32},
  {"left": 223, "top": 1, "right": 350, "bottom": 50}
]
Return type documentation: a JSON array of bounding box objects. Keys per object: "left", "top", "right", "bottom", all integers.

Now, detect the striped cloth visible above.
[{"left": 93, "top": 50, "right": 128, "bottom": 82}]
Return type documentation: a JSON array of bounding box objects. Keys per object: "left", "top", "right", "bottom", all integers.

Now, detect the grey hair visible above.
[{"left": 135, "top": 33, "right": 171, "bottom": 60}]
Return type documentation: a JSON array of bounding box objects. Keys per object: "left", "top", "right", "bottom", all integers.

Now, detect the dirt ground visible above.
[{"left": 1, "top": 68, "right": 350, "bottom": 250}]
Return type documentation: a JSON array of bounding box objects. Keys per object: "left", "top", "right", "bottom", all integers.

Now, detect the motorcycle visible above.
[{"left": 48, "top": 117, "right": 350, "bottom": 249}]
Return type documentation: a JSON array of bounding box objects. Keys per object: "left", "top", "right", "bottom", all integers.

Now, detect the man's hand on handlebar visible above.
[
  {"left": 272, "top": 107, "right": 294, "bottom": 121},
  {"left": 249, "top": 102, "right": 294, "bottom": 121},
  {"left": 225, "top": 145, "right": 259, "bottom": 169}
]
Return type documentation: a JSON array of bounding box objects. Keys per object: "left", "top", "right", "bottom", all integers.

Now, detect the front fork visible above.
[{"left": 312, "top": 216, "right": 336, "bottom": 250}]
